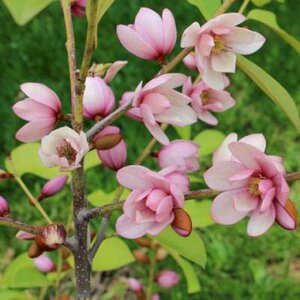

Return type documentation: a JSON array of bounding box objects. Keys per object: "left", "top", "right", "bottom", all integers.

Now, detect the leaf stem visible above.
[
  {"left": 238, "top": 0, "right": 250, "bottom": 14},
  {"left": 215, "top": 0, "right": 236, "bottom": 16},
  {"left": 146, "top": 250, "right": 156, "bottom": 300}
]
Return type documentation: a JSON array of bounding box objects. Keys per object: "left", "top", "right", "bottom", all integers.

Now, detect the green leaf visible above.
[
  {"left": 248, "top": 9, "right": 300, "bottom": 55},
  {"left": 237, "top": 56, "right": 300, "bottom": 133},
  {"left": 5, "top": 143, "right": 100, "bottom": 179},
  {"left": 1, "top": 253, "right": 48, "bottom": 288},
  {"left": 167, "top": 248, "right": 201, "bottom": 294},
  {"left": 185, "top": 200, "right": 215, "bottom": 228},
  {"left": 92, "top": 237, "right": 135, "bottom": 271},
  {"left": 174, "top": 126, "right": 191, "bottom": 140},
  {"left": 193, "top": 130, "right": 225, "bottom": 156},
  {"left": 0, "top": 290, "right": 36, "bottom": 300},
  {"left": 251, "top": 0, "right": 272, "bottom": 6},
  {"left": 186, "top": 0, "right": 221, "bottom": 20},
  {"left": 86, "top": 0, "right": 115, "bottom": 23},
  {"left": 152, "top": 227, "right": 206, "bottom": 267},
  {"left": 2, "top": 0, "right": 55, "bottom": 26},
  {"left": 88, "top": 189, "right": 115, "bottom": 206}
]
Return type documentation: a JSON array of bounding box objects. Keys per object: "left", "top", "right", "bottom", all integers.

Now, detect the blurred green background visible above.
[{"left": 0, "top": 0, "right": 300, "bottom": 299}]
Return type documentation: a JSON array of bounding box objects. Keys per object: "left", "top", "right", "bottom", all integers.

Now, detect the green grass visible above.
[{"left": 0, "top": 0, "right": 300, "bottom": 299}]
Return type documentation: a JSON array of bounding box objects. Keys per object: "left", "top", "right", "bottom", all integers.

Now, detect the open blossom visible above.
[
  {"left": 117, "top": 7, "right": 176, "bottom": 61},
  {"left": 71, "top": 0, "right": 86, "bottom": 17},
  {"left": 181, "top": 13, "right": 265, "bottom": 90},
  {"left": 39, "top": 127, "right": 89, "bottom": 171},
  {"left": 132, "top": 74, "right": 197, "bottom": 145},
  {"left": 13, "top": 83, "right": 61, "bottom": 143},
  {"left": 83, "top": 77, "right": 115, "bottom": 120},
  {"left": 204, "top": 133, "right": 296, "bottom": 236},
  {"left": 158, "top": 140, "right": 199, "bottom": 172},
  {"left": 119, "top": 91, "right": 143, "bottom": 122},
  {"left": 116, "top": 166, "right": 187, "bottom": 239},
  {"left": 33, "top": 255, "right": 55, "bottom": 273},
  {"left": 96, "top": 126, "right": 127, "bottom": 170},
  {"left": 156, "top": 270, "right": 180, "bottom": 288},
  {"left": 183, "top": 77, "right": 235, "bottom": 125}
]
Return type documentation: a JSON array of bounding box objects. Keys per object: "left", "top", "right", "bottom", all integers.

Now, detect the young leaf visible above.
[
  {"left": 2, "top": 0, "right": 55, "bottom": 26},
  {"left": 92, "top": 237, "right": 135, "bottom": 271},
  {"left": 193, "top": 130, "right": 225, "bottom": 156},
  {"left": 237, "top": 56, "right": 300, "bottom": 133},
  {"left": 152, "top": 227, "right": 207, "bottom": 267},
  {"left": 0, "top": 290, "right": 35, "bottom": 300},
  {"left": 248, "top": 9, "right": 300, "bottom": 55},
  {"left": 167, "top": 248, "right": 201, "bottom": 294},
  {"left": 186, "top": 0, "right": 221, "bottom": 20},
  {"left": 251, "top": 0, "right": 272, "bottom": 6},
  {"left": 86, "top": 0, "right": 115, "bottom": 23}
]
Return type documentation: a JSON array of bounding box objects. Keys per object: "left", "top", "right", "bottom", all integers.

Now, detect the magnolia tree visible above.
[{"left": 0, "top": 0, "right": 300, "bottom": 299}]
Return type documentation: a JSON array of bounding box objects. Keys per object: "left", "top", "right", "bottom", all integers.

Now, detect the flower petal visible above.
[{"left": 211, "top": 51, "right": 236, "bottom": 73}]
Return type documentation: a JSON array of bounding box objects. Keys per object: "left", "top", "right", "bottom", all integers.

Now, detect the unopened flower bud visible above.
[
  {"left": 35, "top": 224, "right": 67, "bottom": 251},
  {"left": 38, "top": 175, "right": 69, "bottom": 201},
  {"left": 33, "top": 255, "right": 55, "bottom": 273},
  {"left": 71, "top": 0, "right": 86, "bottom": 17},
  {"left": 0, "top": 169, "right": 14, "bottom": 180},
  {"left": 135, "top": 237, "right": 152, "bottom": 248},
  {"left": 127, "top": 278, "right": 143, "bottom": 292},
  {"left": 28, "top": 241, "right": 44, "bottom": 258},
  {"left": 133, "top": 250, "right": 150, "bottom": 264},
  {"left": 156, "top": 270, "right": 180, "bottom": 288},
  {"left": 152, "top": 294, "right": 160, "bottom": 300},
  {"left": 156, "top": 248, "right": 168, "bottom": 262},
  {"left": 0, "top": 196, "right": 10, "bottom": 217},
  {"left": 171, "top": 208, "right": 192, "bottom": 237},
  {"left": 96, "top": 126, "right": 127, "bottom": 170},
  {"left": 16, "top": 230, "right": 35, "bottom": 240},
  {"left": 276, "top": 198, "right": 298, "bottom": 230},
  {"left": 93, "top": 133, "right": 122, "bottom": 150}
]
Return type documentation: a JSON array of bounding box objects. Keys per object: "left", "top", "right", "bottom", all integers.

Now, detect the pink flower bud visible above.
[
  {"left": 127, "top": 278, "right": 143, "bottom": 292},
  {"left": 39, "top": 127, "right": 89, "bottom": 171},
  {"left": 71, "top": 0, "right": 86, "bottom": 17},
  {"left": 156, "top": 270, "right": 180, "bottom": 288},
  {"left": 158, "top": 140, "right": 199, "bottom": 173},
  {"left": 117, "top": 7, "right": 177, "bottom": 61},
  {"left": 0, "top": 196, "right": 10, "bottom": 217},
  {"left": 152, "top": 294, "right": 160, "bottom": 300},
  {"left": 39, "top": 175, "right": 69, "bottom": 200},
  {"left": 96, "top": 126, "right": 127, "bottom": 171},
  {"left": 275, "top": 198, "right": 298, "bottom": 230},
  {"left": 36, "top": 224, "right": 67, "bottom": 251},
  {"left": 13, "top": 83, "right": 62, "bottom": 143},
  {"left": 16, "top": 230, "right": 35, "bottom": 240},
  {"left": 83, "top": 77, "right": 115, "bottom": 120},
  {"left": 33, "top": 255, "right": 55, "bottom": 273}
]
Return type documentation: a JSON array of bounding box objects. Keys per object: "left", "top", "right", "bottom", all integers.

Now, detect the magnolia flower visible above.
[
  {"left": 127, "top": 278, "right": 143, "bottom": 292},
  {"left": 71, "top": 0, "right": 86, "bottom": 17},
  {"left": 181, "top": 13, "right": 265, "bottom": 90},
  {"left": 96, "top": 126, "right": 127, "bottom": 170},
  {"left": 204, "top": 133, "right": 295, "bottom": 236},
  {"left": 116, "top": 165, "right": 186, "bottom": 238},
  {"left": 183, "top": 77, "right": 235, "bottom": 125},
  {"left": 0, "top": 196, "right": 9, "bottom": 217},
  {"left": 39, "top": 127, "right": 89, "bottom": 171},
  {"left": 13, "top": 83, "right": 62, "bottom": 143},
  {"left": 117, "top": 7, "right": 176, "bottom": 61},
  {"left": 119, "top": 91, "right": 143, "bottom": 122},
  {"left": 83, "top": 77, "right": 115, "bottom": 120},
  {"left": 39, "top": 175, "right": 69, "bottom": 201},
  {"left": 163, "top": 169, "right": 190, "bottom": 193},
  {"left": 156, "top": 270, "right": 180, "bottom": 288},
  {"left": 132, "top": 74, "right": 197, "bottom": 145},
  {"left": 158, "top": 140, "right": 199, "bottom": 172},
  {"left": 33, "top": 255, "right": 55, "bottom": 273}
]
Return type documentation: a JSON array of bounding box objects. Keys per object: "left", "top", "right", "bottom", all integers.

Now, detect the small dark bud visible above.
[
  {"left": 28, "top": 241, "right": 44, "bottom": 258},
  {"left": 93, "top": 133, "right": 122, "bottom": 150},
  {"left": 171, "top": 208, "right": 192, "bottom": 237},
  {"left": 133, "top": 250, "right": 150, "bottom": 264}
]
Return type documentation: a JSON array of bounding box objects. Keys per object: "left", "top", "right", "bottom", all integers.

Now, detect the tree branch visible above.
[{"left": 0, "top": 217, "right": 41, "bottom": 234}]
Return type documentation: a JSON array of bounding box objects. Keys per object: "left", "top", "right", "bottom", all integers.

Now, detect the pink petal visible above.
[
  {"left": 234, "top": 189, "right": 258, "bottom": 212},
  {"left": 247, "top": 204, "right": 275, "bottom": 237},
  {"left": 208, "top": 90, "right": 236, "bottom": 111},
  {"left": 146, "top": 189, "right": 168, "bottom": 211},
  {"left": 275, "top": 200, "right": 297, "bottom": 230},
  {"left": 195, "top": 109, "right": 218, "bottom": 125},
  {"left": 213, "top": 133, "right": 237, "bottom": 165},
  {"left": 162, "top": 89, "right": 191, "bottom": 106},
  {"left": 198, "top": 34, "right": 214, "bottom": 56},
  {"left": 211, "top": 190, "right": 248, "bottom": 225},
  {"left": 211, "top": 51, "right": 236, "bottom": 73},
  {"left": 117, "top": 25, "right": 158, "bottom": 59},
  {"left": 229, "top": 168, "right": 254, "bottom": 182},
  {"left": 260, "top": 187, "right": 276, "bottom": 212},
  {"left": 142, "top": 93, "right": 171, "bottom": 114},
  {"left": 162, "top": 8, "right": 177, "bottom": 54},
  {"left": 258, "top": 179, "right": 273, "bottom": 194},
  {"left": 104, "top": 61, "right": 128, "bottom": 83},
  {"left": 147, "top": 213, "right": 174, "bottom": 236},
  {"left": 239, "top": 134, "right": 266, "bottom": 152},
  {"left": 156, "top": 195, "right": 174, "bottom": 222},
  {"left": 181, "top": 22, "right": 201, "bottom": 47}
]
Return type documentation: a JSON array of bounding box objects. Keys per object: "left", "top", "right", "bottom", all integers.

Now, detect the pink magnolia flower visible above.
[
  {"left": 127, "top": 278, "right": 143, "bottom": 292},
  {"left": 39, "top": 175, "right": 69, "bottom": 200},
  {"left": 13, "top": 83, "right": 62, "bottom": 143},
  {"left": 132, "top": 74, "right": 197, "bottom": 145},
  {"left": 71, "top": 0, "right": 86, "bottom": 17},
  {"left": 96, "top": 126, "right": 127, "bottom": 171},
  {"left": 16, "top": 230, "right": 35, "bottom": 240},
  {"left": 115, "top": 165, "right": 186, "bottom": 238},
  {"left": 39, "top": 127, "right": 89, "bottom": 171},
  {"left": 183, "top": 52, "right": 197, "bottom": 71},
  {"left": 104, "top": 61, "right": 128, "bottom": 83},
  {"left": 181, "top": 13, "right": 265, "bottom": 90},
  {"left": 183, "top": 77, "right": 235, "bottom": 125},
  {"left": 158, "top": 140, "right": 199, "bottom": 172},
  {"left": 0, "top": 196, "right": 9, "bottom": 217},
  {"left": 33, "top": 255, "right": 55, "bottom": 273},
  {"left": 204, "top": 133, "right": 293, "bottom": 236},
  {"left": 119, "top": 91, "right": 143, "bottom": 122},
  {"left": 162, "top": 169, "right": 190, "bottom": 193},
  {"left": 156, "top": 270, "right": 180, "bottom": 288},
  {"left": 117, "top": 7, "right": 176, "bottom": 61},
  {"left": 83, "top": 77, "right": 115, "bottom": 120}
]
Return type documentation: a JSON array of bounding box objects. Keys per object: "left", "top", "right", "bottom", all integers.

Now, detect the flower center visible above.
[
  {"left": 57, "top": 140, "right": 77, "bottom": 164},
  {"left": 249, "top": 177, "right": 262, "bottom": 196},
  {"left": 201, "top": 91, "right": 210, "bottom": 105},
  {"left": 212, "top": 35, "right": 224, "bottom": 54}
]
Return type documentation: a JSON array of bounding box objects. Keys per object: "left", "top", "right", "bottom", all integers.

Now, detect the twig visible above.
[
  {"left": 0, "top": 217, "right": 41, "bottom": 234},
  {"left": 215, "top": 0, "right": 237, "bottom": 16},
  {"left": 145, "top": 250, "right": 156, "bottom": 300},
  {"left": 238, "top": 0, "right": 250, "bottom": 14}
]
